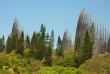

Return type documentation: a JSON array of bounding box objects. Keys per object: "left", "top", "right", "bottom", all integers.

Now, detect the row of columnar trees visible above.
[{"left": 6, "top": 24, "right": 57, "bottom": 66}]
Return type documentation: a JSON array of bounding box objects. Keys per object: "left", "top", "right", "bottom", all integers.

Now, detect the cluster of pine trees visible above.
[
  {"left": 0, "top": 23, "right": 95, "bottom": 68},
  {"left": 3, "top": 24, "right": 64, "bottom": 66},
  {"left": 75, "top": 23, "right": 95, "bottom": 68}
]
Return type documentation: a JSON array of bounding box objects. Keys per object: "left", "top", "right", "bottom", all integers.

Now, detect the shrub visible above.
[
  {"left": 23, "top": 48, "right": 31, "bottom": 58},
  {"left": 0, "top": 69, "right": 11, "bottom": 74},
  {"left": 55, "top": 56, "right": 76, "bottom": 67},
  {"left": 0, "top": 57, "right": 9, "bottom": 69},
  {"left": 79, "top": 56, "right": 110, "bottom": 73},
  {"left": 37, "top": 66, "right": 81, "bottom": 74},
  {"left": 36, "top": 71, "right": 58, "bottom": 74}
]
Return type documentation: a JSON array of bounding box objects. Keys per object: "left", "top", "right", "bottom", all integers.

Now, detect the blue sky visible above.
[{"left": 0, "top": 0, "right": 110, "bottom": 48}]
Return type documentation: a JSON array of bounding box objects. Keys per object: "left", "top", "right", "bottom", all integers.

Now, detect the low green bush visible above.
[
  {"left": 55, "top": 56, "right": 76, "bottom": 67},
  {"left": 37, "top": 66, "right": 83, "bottom": 74},
  {"left": 36, "top": 71, "right": 58, "bottom": 74},
  {"left": 23, "top": 48, "right": 31, "bottom": 58},
  {"left": 0, "top": 69, "right": 11, "bottom": 74}
]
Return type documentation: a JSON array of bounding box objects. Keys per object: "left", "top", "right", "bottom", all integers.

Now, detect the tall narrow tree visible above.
[
  {"left": 75, "top": 36, "right": 81, "bottom": 68},
  {"left": 82, "top": 30, "right": 93, "bottom": 61},
  {"left": 16, "top": 38, "right": 23, "bottom": 55},
  {"left": 56, "top": 36, "right": 63, "bottom": 57},
  {"left": 0, "top": 36, "right": 5, "bottom": 52},
  {"left": 31, "top": 31, "right": 36, "bottom": 50},
  {"left": 20, "top": 31, "right": 24, "bottom": 50},
  {"left": 25, "top": 35, "right": 30, "bottom": 48},
  {"left": 11, "top": 33, "right": 18, "bottom": 50},
  {"left": 44, "top": 33, "right": 52, "bottom": 66},
  {"left": 6, "top": 35, "right": 12, "bottom": 53},
  {"left": 50, "top": 30, "right": 55, "bottom": 49},
  {"left": 39, "top": 24, "right": 46, "bottom": 60}
]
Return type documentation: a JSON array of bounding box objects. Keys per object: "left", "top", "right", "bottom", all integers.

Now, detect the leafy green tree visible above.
[
  {"left": 56, "top": 36, "right": 63, "bottom": 57},
  {"left": 11, "top": 33, "right": 18, "bottom": 50},
  {"left": 6, "top": 35, "right": 12, "bottom": 53},
  {"left": 25, "top": 35, "right": 30, "bottom": 48},
  {"left": 50, "top": 30, "right": 55, "bottom": 49}
]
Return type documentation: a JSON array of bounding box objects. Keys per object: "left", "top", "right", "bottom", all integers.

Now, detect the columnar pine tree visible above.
[
  {"left": 6, "top": 35, "right": 12, "bottom": 53},
  {"left": 90, "top": 22, "right": 95, "bottom": 48},
  {"left": 31, "top": 31, "right": 37, "bottom": 57},
  {"left": 82, "top": 30, "right": 93, "bottom": 61},
  {"left": 25, "top": 35, "right": 30, "bottom": 48},
  {"left": 31, "top": 31, "right": 36, "bottom": 50},
  {"left": 11, "top": 33, "right": 18, "bottom": 50},
  {"left": 0, "top": 35, "right": 5, "bottom": 52},
  {"left": 44, "top": 33, "right": 52, "bottom": 66},
  {"left": 39, "top": 24, "right": 46, "bottom": 60},
  {"left": 56, "top": 36, "right": 63, "bottom": 57},
  {"left": 16, "top": 31, "right": 24, "bottom": 55},
  {"left": 34, "top": 32, "right": 41, "bottom": 59},
  {"left": 16, "top": 38, "right": 23, "bottom": 55},
  {"left": 20, "top": 31, "right": 24, "bottom": 50},
  {"left": 75, "top": 36, "right": 81, "bottom": 68},
  {"left": 50, "top": 30, "right": 55, "bottom": 49}
]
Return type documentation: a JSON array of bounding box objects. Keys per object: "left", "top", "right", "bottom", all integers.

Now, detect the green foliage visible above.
[
  {"left": 74, "top": 36, "right": 82, "bottom": 68},
  {"left": 39, "top": 24, "right": 46, "bottom": 60},
  {"left": 15, "top": 38, "right": 24, "bottom": 55},
  {"left": 11, "top": 33, "right": 18, "bottom": 51},
  {"left": 44, "top": 33, "right": 52, "bottom": 66},
  {"left": 75, "top": 36, "right": 81, "bottom": 50},
  {"left": 82, "top": 30, "right": 93, "bottom": 61},
  {"left": 50, "top": 30, "right": 55, "bottom": 49},
  {"left": 20, "top": 31, "right": 24, "bottom": 50},
  {"left": 90, "top": 22, "right": 95, "bottom": 45},
  {"left": 0, "top": 36, "right": 5, "bottom": 52},
  {"left": 23, "top": 48, "right": 31, "bottom": 58},
  {"left": 0, "top": 57, "right": 9, "bottom": 69},
  {"left": 56, "top": 36, "right": 63, "bottom": 57},
  {"left": 79, "top": 55, "right": 110, "bottom": 73},
  {"left": 6, "top": 35, "right": 12, "bottom": 54},
  {"left": 55, "top": 56, "right": 76, "bottom": 67},
  {"left": 0, "top": 69, "right": 11, "bottom": 74},
  {"left": 25, "top": 35, "right": 30, "bottom": 48},
  {"left": 36, "top": 71, "right": 58, "bottom": 74},
  {"left": 31, "top": 31, "right": 37, "bottom": 50},
  {"left": 37, "top": 66, "right": 84, "bottom": 74}
]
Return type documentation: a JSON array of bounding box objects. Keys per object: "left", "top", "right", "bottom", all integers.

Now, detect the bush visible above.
[
  {"left": 0, "top": 57, "right": 9, "bottom": 69},
  {"left": 55, "top": 56, "right": 76, "bottom": 67},
  {"left": 0, "top": 69, "right": 11, "bottom": 74},
  {"left": 36, "top": 71, "right": 58, "bottom": 74},
  {"left": 79, "top": 56, "right": 110, "bottom": 73},
  {"left": 23, "top": 48, "right": 31, "bottom": 58},
  {"left": 37, "top": 66, "right": 82, "bottom": 74}
]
